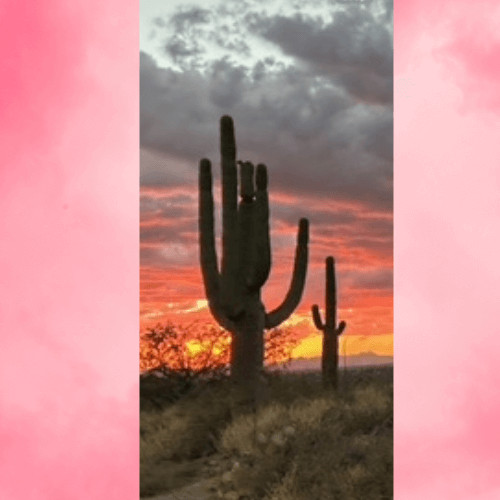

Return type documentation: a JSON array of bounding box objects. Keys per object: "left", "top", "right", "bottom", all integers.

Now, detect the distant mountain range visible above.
[{"left": 271, "top": 352, "right": 393, "bottom": 372}]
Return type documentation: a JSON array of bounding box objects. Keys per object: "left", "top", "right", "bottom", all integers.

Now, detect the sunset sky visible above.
[{"left": 140, "top": 0, "right": 393, "bottom": 359}]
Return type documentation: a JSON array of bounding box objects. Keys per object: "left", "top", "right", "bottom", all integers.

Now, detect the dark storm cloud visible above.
[
  {"left": 246, "top": 7, "right": 392, "bottom": 104},
  {"left": 140, "top": 190, "right": 198, "bottom": 246},
  {"left": 141, "top": 222, "right": 197, "bottom": 245},
  {"left": 209, "top": 59, "right": 247, "bottom": 108},
  {"left": 140, "top": 50, "right": 392, "bottom": 211}
]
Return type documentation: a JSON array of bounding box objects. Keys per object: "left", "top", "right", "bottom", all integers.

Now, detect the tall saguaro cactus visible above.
[
  {"left": 199, "top": 116, "right": 309, "bottom": 389},
  {"left": 312, "top": 256, "right": 346, "bottom": 389}
]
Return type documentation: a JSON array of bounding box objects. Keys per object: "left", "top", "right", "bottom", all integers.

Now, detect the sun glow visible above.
[
  {"left": 186, "top": 337, "right": 230, "bottom": 357},
  {"left": 292, "top": 333, "right": 393, "bottom": 359}
]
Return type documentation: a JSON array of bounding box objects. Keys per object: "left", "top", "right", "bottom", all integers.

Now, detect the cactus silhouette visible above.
[
  {"left": 199, "top": 116, "right": 309, "bottom": 390},
  {"left": 312, "top": 256, "right": 346, "bottom": 389}
]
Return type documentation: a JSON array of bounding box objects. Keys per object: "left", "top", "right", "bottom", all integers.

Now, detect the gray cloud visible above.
[
  {"left": 140, "top": 0, "right": 393, "bottom": 299},
  {"left": 343, "top": 268, "right": 393, "bottom": 291},
  {"left": 140, "top": 192, "right": 195, "bottom": 221},
  {"left": 170, "top": 7, "right": 211, "bottom": 29},
  {"left": 141, "top": 243, "right": 198, "bottom": 269},
  {"left": 164, "top": 7, "right": 212, "bottom": 67},
  {"left": 247, "top": 8, "right": 392, "bottom": 104},
  {"left": 140, "top": 50, "right": 392, "bottom": 212}
]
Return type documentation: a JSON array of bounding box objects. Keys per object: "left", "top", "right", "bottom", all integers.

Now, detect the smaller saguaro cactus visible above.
[{"left": 312, "top": 256, "right": 346, "bottom": 389}]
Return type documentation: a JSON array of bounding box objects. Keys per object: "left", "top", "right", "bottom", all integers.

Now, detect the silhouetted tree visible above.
[{"left": 140, "top": 322, "right": 300, "bottom": 379}]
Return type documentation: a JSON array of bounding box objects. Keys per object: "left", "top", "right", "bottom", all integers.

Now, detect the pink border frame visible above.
[{"left": 2, "top": 0, "right": 499, "bottom": 498}]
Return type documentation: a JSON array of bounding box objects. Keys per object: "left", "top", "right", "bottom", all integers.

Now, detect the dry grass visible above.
[
  {"left": 140, "top": 382, "right": 233, "bottom": 496},
  {"left": 140, "top": 366, "right": 393, "bottom": 499}
]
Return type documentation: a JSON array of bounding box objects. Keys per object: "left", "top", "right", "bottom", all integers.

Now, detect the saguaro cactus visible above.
[
  {"left": 199, "top": 116, "right": 309, "bottom": 389},
  {"left": 312, "top": 256, "right": 346, "bottom": 389}
]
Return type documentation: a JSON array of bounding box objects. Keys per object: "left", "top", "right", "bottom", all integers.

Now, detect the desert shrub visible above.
[
  {"left": 141, "top": 383, "right": 233, "bottom": 459},
  {"left": 140, "top": 382, "right": 236, "bottom": 496},
  {"left": 139, "top": 323, "right": 302, "bottom": 416},
  {"left": 340, "top": 366, "right": 394, "bottom": 392},
  {"left": 340, "top": 385, "right": 392, "bottom": 435},
  {"left": 140, "top": 371, "right": 200, "bottom": 411},
  {"left": 262, "top": 371, "right": 325, "bottom": 405},
  {"left": 216, "top": 368, "right": 392, "bottom": 500},
  {"left": 263, "top": 376, "right": 393, "bottom": 500},
  {"left": 140, "top": 322, "right": 300, "bottom": 379},
  {"left": 140, "top": 458, "right": 200, "bottom": 498},
  {"left": 227, "top": 447, "right": 292, "bottom": 499},
  {"left": 218, "top": 396, "right": 341, "bottom": 498},
  {"left": 220, "top": 403, "right": 288, "bottom": 456},
  {"left": 140, "top": 322, "right": 231, "bottom": 376},
  {"left": 269, "top": 424, "right": 392, "bottom": 500},
  {"left": 264, "top": 327, "right": 301, "bottom": 367},
  {"left": 140, "top": 366, "right": 393, "bottom": 499}
]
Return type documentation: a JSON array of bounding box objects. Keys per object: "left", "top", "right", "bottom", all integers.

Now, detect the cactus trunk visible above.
[
  {"left": 312, "top": 256, "right": 346, "bottom": 389},
  {"left": 321, "top": 327, "right": 339, "bottom": 388},
  {"left": 199, "top": 116, "right": 309, "bottom": 393},
  {"left": 229, "top": 294, "right": 265, "bottom": 385}
]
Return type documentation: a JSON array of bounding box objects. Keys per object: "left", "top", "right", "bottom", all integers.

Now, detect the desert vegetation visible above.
[{"left": 140, "top": 366, "right": 393, "bottom": 499}]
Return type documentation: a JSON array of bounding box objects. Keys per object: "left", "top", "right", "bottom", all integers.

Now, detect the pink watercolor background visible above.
[
  {"left": 1, "top": 0, "right": 499, "bottom": 498},
  {"left": 395, "top": 0, "right": 500, "bottom": 498},
  {"left": 0, "top": 1, "right": 139, "bottom": 499}
]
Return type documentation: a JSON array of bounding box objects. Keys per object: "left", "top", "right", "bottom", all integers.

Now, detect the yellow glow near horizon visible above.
[
  {"left": 292, "top": 333, "right": 393, "bottom": 359},
  {"left": 186, "top": 333, "right": 393, "bottom": 360},
  {"left": 186, "top": 337, "right": 230, "bottom": 357},
  {"left": 186, "top": 340, "right": 205, "bottom": 356}
]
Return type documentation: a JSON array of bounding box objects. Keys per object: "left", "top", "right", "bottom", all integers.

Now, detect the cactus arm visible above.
[
  {"left": 237, "top": 161, "right": 256, "bottom": 283},
  {"left": 265, "top": 218, "right": 309, "bottom": 329},
  {"left": 199, "top": 158, "right": 234, "bottom": 329},
  {"left": 336, "top": 320, "right": 346, "bottom": 335},
  {"left": 325, "top": 256, "right": 336, "bottom": 329},
  {"left": 199, "top": 158, "right": 220, "bottom": 296},
  {"left": 239, "top": 161, "right": 255, "bottom": 202},
  {"left": 220, "top": 116, "right": 242, "bottom": 318},
  {"left": 247, "top": 163, "right": 271, "bottom": 290},
  {"left": 311, "top": 304, "right": 325, "bottom": 330}
]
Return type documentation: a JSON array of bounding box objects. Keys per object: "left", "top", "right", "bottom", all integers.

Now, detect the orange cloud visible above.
[{"left": 140, "top": 184, "right": 393, "bottom": 363}]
